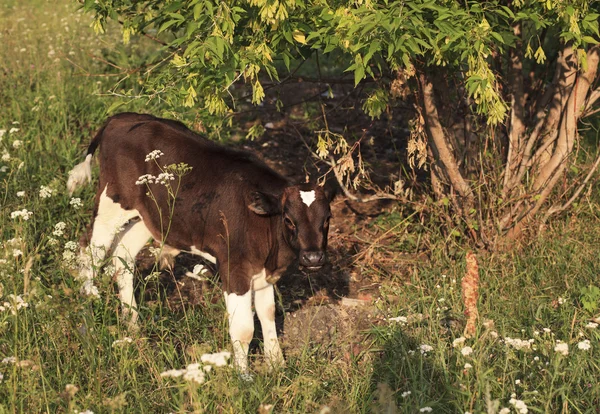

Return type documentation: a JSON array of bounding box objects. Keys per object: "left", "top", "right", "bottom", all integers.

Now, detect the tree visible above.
[{"left": 82, "top": 0, "right": 600, "bottom": 247}]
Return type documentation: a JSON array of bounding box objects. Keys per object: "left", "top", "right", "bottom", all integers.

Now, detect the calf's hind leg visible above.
[
  {"left": 78, "top": 186, "right": 139, "bottom": 295},
  {"left": 111, "top": 220, "right": 153, "bottom": 327}
]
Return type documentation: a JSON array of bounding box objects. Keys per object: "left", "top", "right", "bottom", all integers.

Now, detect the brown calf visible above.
[{"left": 68, "top": 113, "right": 332, "bottom": 374}]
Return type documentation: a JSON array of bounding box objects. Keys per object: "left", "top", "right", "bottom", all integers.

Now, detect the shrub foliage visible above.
[{"left": 83, "top": 0, "right": 600, "bottom": 246}]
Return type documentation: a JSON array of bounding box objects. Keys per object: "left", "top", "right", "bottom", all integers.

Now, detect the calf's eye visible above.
[{"left": 283, "top": 215, "right": 295, "bottom": 229}]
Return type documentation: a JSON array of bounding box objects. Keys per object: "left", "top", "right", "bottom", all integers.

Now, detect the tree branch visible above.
[
  {"left": 541, "top": 150, "right": 600, "bottom": 226},
  {"left": 418, "top": 72, "right": 474, "bottom": 210},
  {"left": 503, "top": 23, "right": 526, "bottom": 191}
]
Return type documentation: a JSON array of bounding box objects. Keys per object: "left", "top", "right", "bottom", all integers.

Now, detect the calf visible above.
[{"left": 67, "top": 112, "right": 332, "bottom": 373}]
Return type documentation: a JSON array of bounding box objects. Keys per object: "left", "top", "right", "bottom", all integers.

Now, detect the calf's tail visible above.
[{"left": 66, "top": 123, "right": 107, "bottom": 195}]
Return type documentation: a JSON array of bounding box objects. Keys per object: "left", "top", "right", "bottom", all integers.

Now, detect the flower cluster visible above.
[
  {"left": 145, "top": 150, "right": 164, "bottom": 162},
  {"left": 200, "top": 351, "right": 231, "bottom": 367},
  {"left": 135, "top": 174, "right": 155, "bottom": 185},
  {"left": 10, "top": 209, "right": 33, "bottom": 220},
  {"left": 81, "top": 279, "right": 99, "bottom": 297},
  {"left": 554, "top": 341, "right": 569, "bottom": 356},
  {"left": 419, "top": 344, "right": 433, "bottom": 355},
  {"left": 135, "top": 172, "right": 175, "bottom": 186},
  {"left": 112, "top": 337, "right": 134, "bottom": 348},
  {"left": 157, "top": 172, "right": 175, "bottom": 184},
  {"left": 509, "top": 397, "right": 529, "bottom": 414},
  {"left": 577, "top": 340, "right": 591, "bottom": 351},
  {"left": 160, "top": 351, "right": 231, "bottom": 384},
  {"left": 0, "top": 294, "right": 29, "bottom": 315},
  {"left": 504, "top": 337, "right": 534, "bottom": 350},
  {"left": 70, "top": 197, "right": 83, "bottom": 209},
  {"left": 62, "top": 241, "right": 79, "bottom": 267},
  {"left": 387, "top": 316, "right": 408, "bottom": 324},
  {"left": 53, "top": 222, "right": 66, "bottom": 236},
  {"left": 39, "top": 185, "right": 54, "bottom": 198}
]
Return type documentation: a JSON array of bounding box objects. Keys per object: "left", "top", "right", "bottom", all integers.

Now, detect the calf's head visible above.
[{"left": 248, "top": 184, "right": 332, "bottom": 270}]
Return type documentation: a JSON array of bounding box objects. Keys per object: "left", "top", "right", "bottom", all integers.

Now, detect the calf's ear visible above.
[{"left": 248, "top": 191, "right": 281, "bottom": 216}]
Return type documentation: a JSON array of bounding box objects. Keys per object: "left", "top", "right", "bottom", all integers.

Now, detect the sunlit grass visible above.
[{"left": 1, "top": 1, "right": 600, "bottom": 413}]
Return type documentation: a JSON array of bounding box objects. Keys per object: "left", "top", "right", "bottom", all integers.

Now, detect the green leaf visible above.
[
  {"left": 354, "top": 63, "right": 365, "bottom": 86},
  {"left": 158, "top": 19, "right": 180, "bottom": 34}
]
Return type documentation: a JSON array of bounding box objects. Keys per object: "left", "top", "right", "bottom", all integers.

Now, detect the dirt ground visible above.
[{"left": 135, "top": 79, "right": 428, "bottom": 360}]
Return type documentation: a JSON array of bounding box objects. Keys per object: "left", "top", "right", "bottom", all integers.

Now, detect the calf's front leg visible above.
[
  {"left": 254, "top": 283, "right": 284, "bottom": 368},
  {"left": 223, "top": 289, "right": 254, "bottom": 375}
]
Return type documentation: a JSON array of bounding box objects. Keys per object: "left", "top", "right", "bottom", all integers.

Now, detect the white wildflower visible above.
[
  {"left": 12, "top": 140, "right": 22, "bottom": 148},
  {"left": 64, "top": 241, "right": 78, "bottom": 251},
  {"left": 554, "top": 342, "right": 569, "bottom": 356},
  {"left": 464, "top": 363, "right": 472, "bottom": 369},
  {"left": 62, "top": 250, "right": 76, "bottom": 264},
  {"left": 419, "top": 344, "right": 433, "bottom": 355},
  {"left": 183, "top": 367, "right": 206, "bottom": 384},
  {"left": 48, "top": 238, "right": 58, "bottom": 246},
  {"left": 586, "top": 322, "right": 598, "bottom": 329},
  {"left": 453, "top": 337, "right": 466, "bottom": 348},
  {"left": 2, "top": 357, "right": 17, "bottom": 364},
  {"left": 13, "top": 249, "right": 23, "bottom": 257},
  {"left": 1, "top": 150, "right": 9, "bottom": 161},
  {"left": 145, "top": 150, "right": 164, "bottom": 162},
  {"left": 509, "top": 398, "right": 529, "bottom": 414},
  {"left": 70, "top": 197, "right": 83, "bottom": 209},
  {"left": 557, "top": 297, "right": 565, "bottom": 305},
  {"left": 577, "top": 340, "right": 591, "bottom": 351},
  {"left": 160, "top": 368, "right": 186, "bottom": 378},
  {"left": 157, "top": 172, "right": 175, "bottom": 184},
  {"left": 9, "top": 127, "right": 19, "bottom": 134},
  {"left": 2, "top": 295, "right": 29, "bottom": 315},
  {"left": 200, "top": 351, "right": 231, "bottom": 367},
  {"left": 401, "top": 391, "right": 411, "bottom": 398},
  {"left": 419, "top": 408, "right": 433, "bottom": 413},
  {"left": 499, "top": 409, "right": 510, "bottom": 414},
  {"left": 0, "top": 166, "right": 7, "bottom": 172},
  {"left": 387, "top": 316, "right": 408, "bottom": 324},
  {"left": 112, "top": 337, "right": 134, "bottom": 348},
  {"left": 16, "top": 191, "right": 25, "bottom": 197},
  {"left": 461, "top": 346, "right": 473, "bottom": 356},
  {"left": 135, "top": 174, "right": 156, "bottom": 185},
  {"left": 76, "top": 410, "right": 94, "bottom": 414},
  {"left": 53, "top": 222, "right": 66, "bottom": 236},
  {"left": 515, "top": 379, "right": 521, "bottom": 385},
  {"left": 81, "top": 280, "right": 100, "bottom": 297},
  {"left": 11, "top": 209, "right": 33, "bottom": 220},
  {"left": 504, "top": 337, "right": 532, "bottom": 350},
  {"left": 543, "top": 328, "right": 551, "bottom": 333},
  {"left": 39, "top": 185, "right": 54, "bottom": 198}
]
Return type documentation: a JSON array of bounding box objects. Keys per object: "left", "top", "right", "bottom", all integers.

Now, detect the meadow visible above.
[{"left": 1, "top": 1, "right": 600, "bottom": 413}]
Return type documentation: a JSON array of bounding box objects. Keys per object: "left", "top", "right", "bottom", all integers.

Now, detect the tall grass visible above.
[{"left": 1, "top": 1, "right": 600, "bottom": 413}]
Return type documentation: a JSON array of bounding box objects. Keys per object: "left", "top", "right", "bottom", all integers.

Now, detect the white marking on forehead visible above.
[{"left": 300, "top": 190, "right": 316, "bottom": 207}]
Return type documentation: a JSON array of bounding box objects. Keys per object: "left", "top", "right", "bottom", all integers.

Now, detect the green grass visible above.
[{"left": 2, "top": 1, "right": 600, "bottom": 413}]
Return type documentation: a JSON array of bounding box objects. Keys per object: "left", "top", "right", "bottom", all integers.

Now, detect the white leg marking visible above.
[
  {"left": 190, "top": 246, "right": 217, "bottom": 264},
  {"left": 300, "top": 190, "right": 316, "bottom": 207},
  {"left": 253, "top": 270, "right": 283, "bottom": 367},
  {"left": 224, "top": 290, "right": 253, "bottom": 374},
  {"left": 78, "top": 186, "right": 140, "bottom": 293},
  {"left": 112, "top": 220, "right": 153, "bottom": 327}
]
